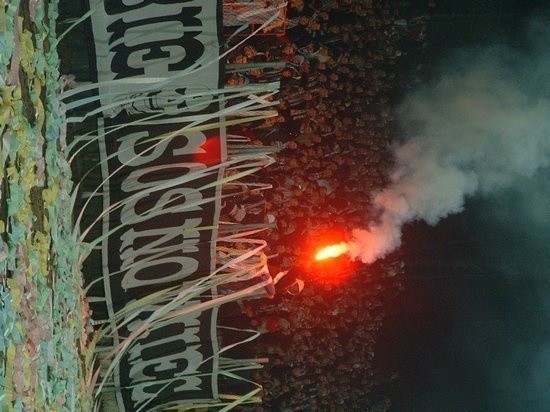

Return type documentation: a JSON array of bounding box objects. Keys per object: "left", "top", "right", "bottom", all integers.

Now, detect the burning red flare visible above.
[
  {"left": 315, "top": 242, "right": 349, "bottom": 261},
  {"left": 192, "top": 135, "right": 221, "bottom": 166}
]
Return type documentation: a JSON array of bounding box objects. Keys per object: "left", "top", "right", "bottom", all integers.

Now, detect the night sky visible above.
[{"left": 374, "top": 1, "right": 549, "bottom": 411}]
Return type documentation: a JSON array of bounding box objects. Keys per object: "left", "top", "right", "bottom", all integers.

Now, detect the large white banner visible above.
[
  {"left": 90, "top": 0, "right": 222, "bottom": 110},
  {"left": 87, "top": 1, "right": 224, "bottom": 410}
]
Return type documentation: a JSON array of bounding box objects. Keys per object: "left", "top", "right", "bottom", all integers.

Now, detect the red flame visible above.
[
  {"left": 315, "top": 242, "right": 349, "bottom": 261},
  {"left": 192, "top": 135, "right": 221, "bottom": 166},
  {"left": 294, "top": 229, "right": 356, "bottom": 286}
]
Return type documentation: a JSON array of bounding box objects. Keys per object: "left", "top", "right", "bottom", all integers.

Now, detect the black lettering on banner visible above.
[
  {"left": 107, "top": 7, "right": 202, "bottom": 44},
  {"left": 108, "top": 6, "right": 204, "bottom": 79},
  {"left": 110, "top": 32, "right": 204, "bottom": 79},
  {"left": 105, "top": 0, "right": 188, "bottom": 15},
  {"left": 123, "top": 309, "right": 211, "bottom": 408},
  {"left": 116, "top": 124, "right": 208, "bottom": 167},
  {"left": 88, "top": 0, "right": 223, "bottom": 408}
]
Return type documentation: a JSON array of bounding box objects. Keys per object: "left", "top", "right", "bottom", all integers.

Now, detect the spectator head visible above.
[
  {"left": 249, "top": 68, "right": 262, "bottom": 78},
  {"left": 234, "top": 54, "right": 248, "bottom": 64},
  {"left": 282, "top": 43, "right": 297, "bottom": 56},
  {"left": 319, "top": 87, "right": 329, "bottom": 98},
  {"left": 308, "top": 21, "right": 321, "bottom": 31},
  {"left": 226, "top": 74, "right": 246, "bottom": 86},
  {"left": 243, "top": 45, "right": 257, "bottom": 58},
  {"left": 298, "top": 16, "right": 310, "bottom": 27},
  {"left": 319, "top": 11, "right": 329, "bottom": 21}
]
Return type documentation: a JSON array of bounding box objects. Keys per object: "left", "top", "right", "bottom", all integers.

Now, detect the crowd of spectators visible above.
[
  {"left": 222, "top": 0, "right": 430, "bottom": 264},
  {"left": 244, "top": 260, "right": 404, "bottom": 411},
  {"left": 220, "top": 0, "right": 433, "bottom": 409}
]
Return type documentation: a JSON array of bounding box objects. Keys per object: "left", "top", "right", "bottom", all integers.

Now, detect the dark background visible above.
[{"left": 375, "top": 1, "right": 550, "bottom": 411}]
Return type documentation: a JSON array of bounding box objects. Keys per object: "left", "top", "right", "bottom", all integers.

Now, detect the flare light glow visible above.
[{"left": 315, "top": 242, "right": 349, "bottom": 261}]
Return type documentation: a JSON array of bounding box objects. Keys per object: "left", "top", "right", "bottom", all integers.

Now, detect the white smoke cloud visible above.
[
  {"left": 349, "top": 33, "right": 550, "bottom": 264},
  {"left": 352, "top": 10, "right": 550, "bottom": 411}
]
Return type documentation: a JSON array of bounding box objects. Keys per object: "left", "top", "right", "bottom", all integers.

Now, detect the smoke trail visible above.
[{"left": 349, "top": 21, "right": 550, "bottom": 264}]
